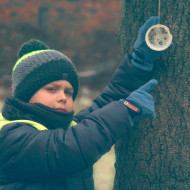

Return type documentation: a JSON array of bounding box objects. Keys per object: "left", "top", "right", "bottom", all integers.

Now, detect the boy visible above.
[{"left": 0, "top": 17, "right": 170, "bottom": 189}]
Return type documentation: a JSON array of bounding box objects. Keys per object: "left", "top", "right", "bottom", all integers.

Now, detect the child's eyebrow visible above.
[
  {"left": 65, "top": 88, "right": 74, "bottom": 91},
  {"left": 45, "top": 83, "right": 59, "bottom": 87},
  {"left": 46, "top": 84, "right": 73, "bottom": 91}
]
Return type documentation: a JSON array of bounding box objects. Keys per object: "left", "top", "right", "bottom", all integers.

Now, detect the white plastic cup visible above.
[{"left": 145, "top": 24, "right": 173, "bottom": 51}]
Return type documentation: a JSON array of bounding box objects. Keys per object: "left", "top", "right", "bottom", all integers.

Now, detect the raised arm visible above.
[{"left": 75, "top": 17, "right": 171, "bottom": 122}]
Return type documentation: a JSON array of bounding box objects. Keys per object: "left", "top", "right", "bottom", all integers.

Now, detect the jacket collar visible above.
[{"left": 2, "top": 96, "right": 74, "bottom": 130}]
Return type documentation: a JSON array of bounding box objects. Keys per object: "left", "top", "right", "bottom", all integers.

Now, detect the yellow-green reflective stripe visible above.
[
  {"left": 0, "top": 113, "right": 47, "bottom": 131},
  {"left": 70, "top": 120, "right": 77, "bottom": 127},
  {"left": 0, "top": 113, "right": 77, "bottom": 130},
  {"left": 12, "top": 49, "right": 51, "bottom": 74}
]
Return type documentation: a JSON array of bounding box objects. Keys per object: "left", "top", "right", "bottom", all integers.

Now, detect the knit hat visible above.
[{"left": 12, "top": 39, "right": 79, "bottom": 102}]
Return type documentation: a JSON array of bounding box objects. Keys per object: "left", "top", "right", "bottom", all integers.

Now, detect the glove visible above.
[
  {"left": 131, "top": 16, "right": 172, "bottom": 71},
  {"left": 120, "top": 79, "right": 158, "bottom": 126}
]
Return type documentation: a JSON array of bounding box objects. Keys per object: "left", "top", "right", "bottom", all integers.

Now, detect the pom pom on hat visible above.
[
  {"left": 18, "top": 39, "right": 49, "bottom": 59},
  {"left": 12, "top": 39, "right": 79, "bottom": 102}
]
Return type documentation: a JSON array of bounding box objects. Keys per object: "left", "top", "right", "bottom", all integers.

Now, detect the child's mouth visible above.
[{"left": 55, "top": 108, "right": 66, "bottom": 112}]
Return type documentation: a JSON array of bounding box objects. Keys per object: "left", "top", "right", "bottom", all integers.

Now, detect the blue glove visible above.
[
  {"left": 121, "top": 79, "right": 158, "bottom": 126},
  {"left": 131, "top": 16, "right": 171, "bottom": 71}
]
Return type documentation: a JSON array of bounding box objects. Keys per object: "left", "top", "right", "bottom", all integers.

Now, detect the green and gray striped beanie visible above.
[{"left": 12, "top": 39, "right": 79, "bottom": 102}]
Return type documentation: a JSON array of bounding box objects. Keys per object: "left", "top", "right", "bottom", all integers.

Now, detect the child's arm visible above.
[
  {"left": 0, "top": 80, "right": 157, "bottom": 181},
  {"left": 101, "top": 17, "right": 173, "bottom": 101},
  {"left": 0, "top": 101, "right": 130, "bottom": 181},
  {"left": 75, "top": 17, "right": 173, "bottom": 122}
]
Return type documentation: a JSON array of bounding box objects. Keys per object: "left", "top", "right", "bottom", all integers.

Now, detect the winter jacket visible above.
[{"left": 0, "top": 55, "right": 151, "bottom": 190}]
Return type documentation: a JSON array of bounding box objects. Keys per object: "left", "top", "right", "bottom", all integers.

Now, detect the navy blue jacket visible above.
[{"left": 0, "top": 55, "right": 151, "bottom": 190}]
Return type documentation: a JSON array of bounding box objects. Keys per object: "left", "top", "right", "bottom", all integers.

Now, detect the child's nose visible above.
[{"left": 57, "top": 91, "right": 67, "bottom": 102}]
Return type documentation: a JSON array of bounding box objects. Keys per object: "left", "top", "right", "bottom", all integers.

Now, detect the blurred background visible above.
[
  {"left": 0, "top": 0, "right": 122, "bottom": 101},
  {"left": 0, "top": 0, "right": 122, "bottom": 189}
]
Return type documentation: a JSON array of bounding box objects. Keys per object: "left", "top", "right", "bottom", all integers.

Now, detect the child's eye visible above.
[
  {"left": 65, "top": 90, "right": 73, "bottom": 96},
  {"left": 46, "top": 87, "right": 56, "bottom": 92}
]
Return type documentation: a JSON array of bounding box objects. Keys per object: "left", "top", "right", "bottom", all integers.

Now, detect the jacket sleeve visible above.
[
  {"left": 0, "top": 101, "right": 130, "bottom": 182},
  {"left": 75, "top": 54, "right": 152, "bottom": 122}
]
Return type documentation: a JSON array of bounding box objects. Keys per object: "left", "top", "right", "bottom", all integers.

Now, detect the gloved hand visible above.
[
  {"left": 120, "top": 79, "right": 158, "bottom": 126},
  {"left": 131, "top": 16, "right": 172, "bottom": 71}
]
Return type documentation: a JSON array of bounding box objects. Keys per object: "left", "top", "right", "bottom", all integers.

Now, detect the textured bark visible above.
[{"left": 114, "top": 0, "right": 190, "bottom": 189}]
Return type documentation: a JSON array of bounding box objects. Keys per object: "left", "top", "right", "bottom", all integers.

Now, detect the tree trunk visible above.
[{"left": 114, "top": 0, "right": 190, "bottom": 189}]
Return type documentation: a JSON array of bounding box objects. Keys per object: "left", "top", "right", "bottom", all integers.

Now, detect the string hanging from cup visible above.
[{"left": 158, "top": 0, "right": 161, "bottom": 17}]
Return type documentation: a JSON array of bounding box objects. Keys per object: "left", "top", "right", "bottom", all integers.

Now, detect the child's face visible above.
[{"left": 29, "top": 80, "right": 74, "bottom": 112}]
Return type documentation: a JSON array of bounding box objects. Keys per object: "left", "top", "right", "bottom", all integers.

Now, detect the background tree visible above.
[{"left": 114, "top": 0, "right": 190, "bottom": 189}]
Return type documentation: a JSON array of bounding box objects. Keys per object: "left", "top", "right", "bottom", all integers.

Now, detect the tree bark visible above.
[{"left": 114, "top": 0, "right": 190, "bottom": 189}]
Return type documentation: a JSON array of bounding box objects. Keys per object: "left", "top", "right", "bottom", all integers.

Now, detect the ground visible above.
[{"left": 93, "top": 146, "right": 115, "bottom": 190}]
